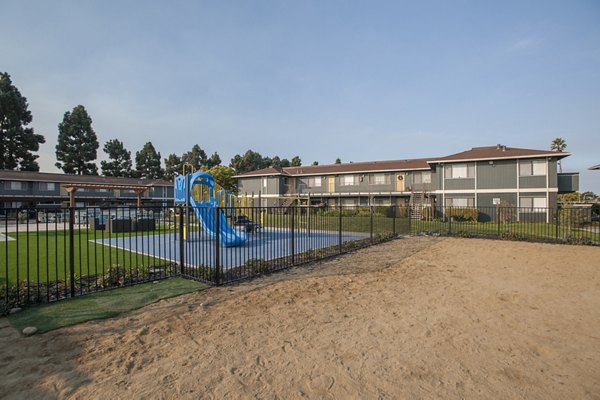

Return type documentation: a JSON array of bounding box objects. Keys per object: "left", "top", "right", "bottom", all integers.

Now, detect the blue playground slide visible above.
[{"left": 185, "top": 172, "right": 247, "bottom": 247}]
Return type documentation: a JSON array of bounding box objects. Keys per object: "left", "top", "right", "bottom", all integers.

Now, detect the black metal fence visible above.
[{"left": 1, "top": 203, "right": 598, "bottom": 310}]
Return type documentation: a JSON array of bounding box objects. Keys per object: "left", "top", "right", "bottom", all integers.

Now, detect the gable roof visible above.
[
  {"left": 0, "top": 170, "right": 172, "bottom": 187},
  {"left": 233, "top": 158, "right": 432, "bottom": 178},
  {"left": 427, "top": 145, "right": 571, "bottom": 164},
  {"left": 590, "top": 164, "right": 600, "bottom": 170}
]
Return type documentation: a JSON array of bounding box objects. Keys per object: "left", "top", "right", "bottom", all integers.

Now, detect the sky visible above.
[{"left": 2, "top": 0, "right": 599, "bottom": 192}]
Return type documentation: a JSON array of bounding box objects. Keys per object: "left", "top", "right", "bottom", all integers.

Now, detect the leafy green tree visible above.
[
  {"left": 551, "top": 137, "right": 567, "bottom": 173},
  {"left": 280, "top": 158, "right": 291, "bottom": 167},
  {"left": 271, "top": 156, "right": 282, "bottom": 168},
  {"left": 182, "top": 144, "right": 207, "bottom": 171},
  {"left": 335, "top": 158, "right": 341, "bottom": 164},
  {"left": 201, "top": 165, "right": 236, "bottom": 191},
  {"left": 291, "top": 156, "right": 301, "bottom": 167},
  {"left": 55, "top": 105, "right": 99, "bottom": 175},
  {"left": 206, "top": 151, "right": 221, "bottom": 168},
  {"left": 100, "top": 139, "right": 132, "bottom": 177},
  {"left": 229, "top": 150, "right": 271, "bottom": 174},
  {"left": 0, "top": 72, "right": 46, "bottom": 171},
  {"left": 135, "top": 142, "right": 163, "bottom": 179},
  {"left": 164, "top": 153, "right": 182, "bottom": 181}
]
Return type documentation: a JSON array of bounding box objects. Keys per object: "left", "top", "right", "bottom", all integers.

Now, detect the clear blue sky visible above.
[{"left": 2, "top": 1, "right": 599, "bottom": 191}]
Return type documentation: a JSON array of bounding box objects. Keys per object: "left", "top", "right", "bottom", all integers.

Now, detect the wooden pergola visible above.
[{"left": 64, "top": 183, "right": 150, "bottom": 207}]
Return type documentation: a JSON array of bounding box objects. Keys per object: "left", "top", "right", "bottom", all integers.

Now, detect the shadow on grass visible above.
[{"left": 8, "top": 277, "right": 208, "bottom": 334}]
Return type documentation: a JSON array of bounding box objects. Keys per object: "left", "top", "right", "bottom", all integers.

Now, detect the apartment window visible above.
[
  {"left": 339, "top": 175, "right": 358, "bottom": 186},
  {"left": 447, "top": 164, "right": 474, "bottom": 179},
  {"left": 413, "top": 171, "right": 431, "bottom": 184},
  {"left": 369, "top": 174, "right": 390, "bottom": 185},
  {"left": 282, "top": 177, "right": 289, "bottom": 185},
  {"left": 9, "top": 181, "right": 25, "bottom": 190},
  {"left": 519, "top": 159, "right": 546, "bottom": 176},
  {"left": 444, "top": 197, "right": 475, "bottom": 207},
  {"left": 307, "top": 177, "right": 322, "bottom": 188},
  {"left": 262, "top": 178, "right": 268, "bottom": 190},
  {"left": 97, "top": 188, "right": 110, "bottom": 193},
  {"left": 38, "top": 182, "right": 56, "bottom": 191},
  {"left": 520, "top": 196, "right": 547, "bottom": 211}
]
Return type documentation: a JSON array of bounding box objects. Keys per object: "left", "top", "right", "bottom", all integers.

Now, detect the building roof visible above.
[
  {"left": 233, "top": 158, "right": 432, "bottom": 178},
  {"left": 427, "top": 145, "right": 571, "bottom": 164},
  {"left": 589, "top": 164, "right": 600, "bottom": 170},
  {"left": 0, "top": 170, "right": 172, "bottom": 186}
]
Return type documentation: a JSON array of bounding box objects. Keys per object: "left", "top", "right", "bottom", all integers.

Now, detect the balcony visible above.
[{"left": 557, "top": 172, "right": 579, "bottom": 193}]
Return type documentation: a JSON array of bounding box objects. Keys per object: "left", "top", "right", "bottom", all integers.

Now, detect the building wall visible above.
[{"left": 477, "top": 160, "right": 517, "bottom": 189}]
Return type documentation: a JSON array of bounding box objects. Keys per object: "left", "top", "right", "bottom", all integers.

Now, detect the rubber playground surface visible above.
[{"left": 93, "top": 228, "right": 369, "bottom": 268}]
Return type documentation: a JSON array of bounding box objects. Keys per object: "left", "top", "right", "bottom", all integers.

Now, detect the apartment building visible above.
[
  {"left": 0, "top": 170, "right": 174, "bottom": 212},
  {"left": 234, "top": 145, "right": 579, "bottom": 218}
]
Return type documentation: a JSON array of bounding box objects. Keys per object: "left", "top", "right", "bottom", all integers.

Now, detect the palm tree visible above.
[{"left": 551, "top": 138, "right": 567, "bottom": 172}]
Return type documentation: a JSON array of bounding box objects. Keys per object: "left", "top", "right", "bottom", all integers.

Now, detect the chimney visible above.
[
  {"left": 496, "top": 144, "right": 501, "bottom": 150},
  {"left": 502, "top": 145, "right": 507, "bottom": 152}
]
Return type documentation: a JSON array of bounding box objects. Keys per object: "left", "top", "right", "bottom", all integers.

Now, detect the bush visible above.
[
  {"left": 444, "top": 207, "right": 478, "bottom": 222},
  {"left": 559, "top": 207, "right": 588, "bottom": 231},
  {"left": 245, "top": 259, "right": 271, "bottom": 276}
]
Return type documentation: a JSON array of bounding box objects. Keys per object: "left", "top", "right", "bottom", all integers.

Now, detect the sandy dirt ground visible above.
[{"left": 1, "top": 237, "right": 600, "bottom": 399}]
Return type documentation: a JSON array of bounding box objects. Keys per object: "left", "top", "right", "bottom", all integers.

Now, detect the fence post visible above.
[
  {"left": 448, "top": 208, "right": 452, "bottom": 235},
  {"left": 497, "top": 206, "right": 501, "bottom": 238},
  {"left": 392, "top": 205, "right": 397, "bottom": 236},
  {"left": 370, "top": 205, "right": 374, "bottom": 243},
  {"left": 290, "top": 206, "right": 295, "bottom": 265},
  {"left": 408, "top": 205, "right": 412, "bottom": 234},
  {"left": 179, "top": 206, "right": 185, "bottom": 274},
  {"left": 555, "top": 206, "right": 560, "bottom": 242},
  {"left": 214, "top": 207, "right": 221, "bottom": 286},
  {"left": 68, "top": 206, "right": 76, "bottom": 298},
  {"left": 338, "top": 199, "right": 342, "bottom": 254}
]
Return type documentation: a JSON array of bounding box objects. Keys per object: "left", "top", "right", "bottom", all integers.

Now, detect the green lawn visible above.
[
  {"left": 1, "top": 228, "right": 172, "bottom": 284},
  {"left": 8, "top": 277, "right": 208, "bottom": 333}
]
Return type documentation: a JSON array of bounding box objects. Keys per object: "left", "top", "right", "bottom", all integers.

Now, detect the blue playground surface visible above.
[{"left": 93, "top": 228, "right": 369, "bottom": 269}]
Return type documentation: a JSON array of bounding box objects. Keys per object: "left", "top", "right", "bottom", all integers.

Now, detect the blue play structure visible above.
[{"left": 174, "top": 171, "right": 247, "bottom": 247}]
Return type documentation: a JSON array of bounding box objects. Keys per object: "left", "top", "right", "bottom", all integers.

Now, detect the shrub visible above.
[
  {"left": 245, "top": 259, "right": 271, "bottom": 276},
  {"left": 421, "top": 206, "right": 435, "bottom": 221},
  {"left": 559, "top": 206, "right": 588, "bottom": 231},
  {"left": 444, "top": 207, "right": 478, "bottom": 222}
]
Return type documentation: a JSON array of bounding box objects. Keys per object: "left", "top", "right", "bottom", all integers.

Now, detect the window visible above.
[
  {"left": 520, "top": 197, "right": 547, "bottom": 211},
  {"left": 97, "top": 188, "right": 110, "bottom": 193},
  {"left": 444, "top": 197, "right": 475, "bottom": 207},
  {"left": 38, "top": 182, "right": 56, "bottom": 191},
  {"left": 519, "top": 159, "right": 545, "bottom": 176},
  {"left": 339, "top": 175, "right": 357, "bottom": 186},
  {"left": 262, "top": 178, "right": 268, "bottom": 189},
  {"left": 447, "top": 163, "right": 474, "bottom": 179},
  {"left": 413, "top": 171, "right": 431, "bottom": 184},
  {"left": 307, "top": 177, "right": 322, "bottom": 188},
  {"left": 369, "top": 174, "right": 390, "bottom": 185},
  {"left": 282, "top": 177, "right": 289, "bottom": 185},
  {"left": 9, "top": 181, "right": 25, "bottom": 190}
]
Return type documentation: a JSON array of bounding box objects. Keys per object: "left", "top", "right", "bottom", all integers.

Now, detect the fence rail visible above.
[{"left": 1, "top": 204, "right": 598, "bottom": 310}]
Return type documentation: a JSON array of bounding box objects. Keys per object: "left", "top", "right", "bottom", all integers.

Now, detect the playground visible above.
[{"left": 1, "top": 237, "right": 599, "bottom": 399}]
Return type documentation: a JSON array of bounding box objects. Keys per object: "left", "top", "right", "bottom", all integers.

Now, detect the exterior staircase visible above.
[
  {"left": 276, "top": 198, "right": 297, "bottom": 214},
  {"left": 409, "top": 191, "right": 426, "bottom": 219}
]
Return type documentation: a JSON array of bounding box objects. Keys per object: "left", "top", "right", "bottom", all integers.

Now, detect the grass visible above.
[
  {"left": 0, "top": 228, "right": 172, "bottom": 284},
  {"left": 7, "top": 277, "right": 208, "bottom": 333}
]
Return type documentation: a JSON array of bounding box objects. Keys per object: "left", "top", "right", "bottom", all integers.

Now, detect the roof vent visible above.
[
  {"left": 502, "top": 145, "right": 507, "bottom": 152},
  {"left": 496, "top": 144, "right": 502, "bottom": 150}
]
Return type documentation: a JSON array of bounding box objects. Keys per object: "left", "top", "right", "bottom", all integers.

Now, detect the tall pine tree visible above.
[
  {"left": 135, "top": 142, "right": 163, "bottom": 179},
  {"left": 0, "top": 72, "right": 46, "bottom": 171},
  {"left": 163, "top": 153, "right": 182, "bottom": 181},
  {"left": 100, "top": 139, "right": 132, "bottom": 177},
  {"left": 55, "top": 105, "right": 99, "bottom": 175}
]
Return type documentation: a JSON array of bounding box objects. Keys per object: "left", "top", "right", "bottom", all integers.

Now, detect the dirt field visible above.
[{"left": 1, "top": 237, "right": 600, "bottom": 399}]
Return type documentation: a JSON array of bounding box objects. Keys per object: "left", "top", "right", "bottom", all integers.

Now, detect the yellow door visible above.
[
  {"left": 328, "top": 176, "right": 335, "bottom": 193},
  {"left": 395, "top": 173, "right": 405, "bottom": 191}
]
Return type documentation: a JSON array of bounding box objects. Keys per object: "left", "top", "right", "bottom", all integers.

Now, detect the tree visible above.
[
  {"left": 271, "top": 156, "right": 282, "bottom": 168},
  {"left": 291, "top": 156, "right": 301, "bottom": 167},
  {"left": 335, "top": 158, "right": 342, "bottom": 164},
  {"left": 55, "top": 105, "right": 99, "bottom": 175},
  {"left": 135, "top": 142, "right": 163, "bottom": 179},
  {"left": 551, "top": 137, "right": 567, "bottom": 173},
  {"left": 182, "top": 144, "right": 207, "bottom": 171},
  {"left": 201, "top": 165, "right": 236, "bottom": 191},
  {"left": 280, "top": 158, "right": 291, "bottom": 168},
  {"left": 0, "top": 72, "right": 46, "bottom": 171},
  {"left": 164, "top": 153, "right": 182, "bottom": 181},
  {"left": 206, "top": 151, "right": 221, "bottom": 168},
  {"left": 100, "top": 139, "right": 132, "bottom": 177},
  {"left": 229, "top": 150, "right": 271, "bottom": 174}
]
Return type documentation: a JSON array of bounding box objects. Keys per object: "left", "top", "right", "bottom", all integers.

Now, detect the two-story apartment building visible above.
[
  {"left": 0, "top": 170, "right": 174, "bottom": 212},
  {"left": 234, "top": 145, "right": 578, "bottom": 220}
]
